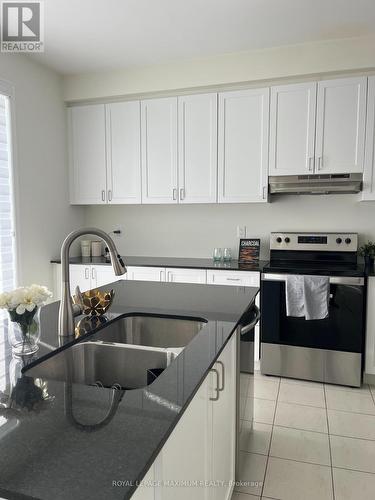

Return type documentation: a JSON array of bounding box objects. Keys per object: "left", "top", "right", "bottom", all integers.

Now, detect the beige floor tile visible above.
[
  {"left": 280, "top": 377, "right": 323, "bottom": 388},
  {"left": 325, "top": 382, "right": 370, "bottom": 395},
  {"left": 252, "top": 379, "right": 279, "bottom": 400},
  {"left": 263, "top": 457, "right": 333, "bottom": 500},
  {"left": 330, "top": 435, "right": 375, "bottom": 473},
  {"left": 240, "top": 420, "right": 272, "bottom": 455},
  {"left": 275, "top": 401, "right": 328, "bottom": 433},
  {"left": 328, "top": 409, "right": 375, "bottom": 440},
  {"left": 235, "top": 451, "right": 267, "bottom": 496},
  {"left": 333, "top": 467, "right": 375, "bottom": 500},
  {"left": 240, "top": 396, "right": 248, "bottom": 419},
  {"left": 240, "top": 373, "right": 252, "bottom": 396},
  {"left": 270, "top": 426, "right": 330, "bottom": 466},
  {"left": 278, "top": 382, "right": 325, "bottom": 408},
  {"left": 252, "top": 398, "right": 276, "bottom": 425},
  {"left": 231, "top": 492, "right": 260, "bottom": 499},
  {"left": 325, "top": 388, "right": 375, "bottom": 415}
]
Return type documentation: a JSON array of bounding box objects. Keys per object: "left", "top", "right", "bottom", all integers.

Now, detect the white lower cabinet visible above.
[
  {"left": 92, "top": 266, "right": 118, "bottom": 288},
  {"left": 69, "top": 265, "right": 91, "bottom": 294},
  {"left": 131, "top": 332, "right": 237, "bottom": 500},
  {"left": 365, "top": 277, "right": 375, "bottom": 375},
  {"left": 166, "top": 268, "right": 207, "bottom": 284},
  {"left": 126, "top": 266, "right": 166, "bottom": 282},
  {"left": 207, "top": 270, "right": 260, "bottom": 288}
]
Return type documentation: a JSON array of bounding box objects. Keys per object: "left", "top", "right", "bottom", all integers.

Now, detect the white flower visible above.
[
  {"left": 0, "top": 292, "right": 10, "bottom": 309},
  {"left": 16, "top": 304, "right": 26, "bottom": 315},
  {"left": 0, "top": 284, "right": 52, "bottom": 313}
]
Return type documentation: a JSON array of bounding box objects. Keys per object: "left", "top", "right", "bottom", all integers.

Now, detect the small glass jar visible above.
[
  {"left": 223, "top": 248, "right": 232, "bottom": 262},
  {"left": 81, "top": 240, "right": 91, "bottom": 257},
  {"left": 213, "top": 248, "right": 223, "bottom": 262}
]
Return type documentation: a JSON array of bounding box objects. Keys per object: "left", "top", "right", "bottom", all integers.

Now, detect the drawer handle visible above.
[
  {"left": 209, "top": 368, "right": 220, "bottom": 401},
  {"left": 226, "top": 278, "right": 241, "bottom": 282},
  {"left": 216, "top": 361, "right": 225, "bottom": 392},
  {"left": 101, "top": 190, "right": 106, "bottom": 202}
]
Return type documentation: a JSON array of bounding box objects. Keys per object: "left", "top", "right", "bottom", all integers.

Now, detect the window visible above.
[{"left": 0, "top": 91, "right": 16, "bottom": 295}]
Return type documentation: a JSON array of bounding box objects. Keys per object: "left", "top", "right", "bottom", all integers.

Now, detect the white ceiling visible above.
[{"left": 33, "top": 0, "right": 375, "bottom": 75}]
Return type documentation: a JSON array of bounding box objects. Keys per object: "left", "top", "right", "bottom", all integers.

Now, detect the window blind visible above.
[{"left": 0, "top": 94, "right": 16, "bottom": 295}]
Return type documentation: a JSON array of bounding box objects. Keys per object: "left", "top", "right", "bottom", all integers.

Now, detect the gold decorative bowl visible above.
[
  {"left": 73, "top": 289, "right": 115, "bottom": 317},
  {"left": 75, "top": 315, "right": 109, "bottom": 338}
]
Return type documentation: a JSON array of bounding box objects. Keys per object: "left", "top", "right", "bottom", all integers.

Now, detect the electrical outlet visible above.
[
  {"left": 237, "top": 225, "right": 246, "bottom": 238},
  {"left": 112, "top": 227, "right": 123, "bottom": 237}
]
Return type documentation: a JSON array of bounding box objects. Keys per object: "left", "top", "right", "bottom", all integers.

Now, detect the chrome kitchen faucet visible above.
[{"left": 58, "top": 227, "right": 126, "bottom": 337}]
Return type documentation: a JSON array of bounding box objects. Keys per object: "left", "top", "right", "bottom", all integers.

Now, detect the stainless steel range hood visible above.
[{"left": 269, "top": 173, "right": 363, "bottom": 195}]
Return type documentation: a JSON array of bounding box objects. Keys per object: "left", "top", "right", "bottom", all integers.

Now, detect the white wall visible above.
[
  {"left": 0, "top": 54, "right": 84, "bottom": 291},
  {"left": 83, "top": 196, "right": 375, "bottom": 261},
  {"left": 64, "top": 35, "right": 375, "bottom": 101}
]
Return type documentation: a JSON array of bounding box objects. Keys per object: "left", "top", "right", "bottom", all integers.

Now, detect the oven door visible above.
[{"left": 261, "top": 273, "right": 365, "bottom": 353}]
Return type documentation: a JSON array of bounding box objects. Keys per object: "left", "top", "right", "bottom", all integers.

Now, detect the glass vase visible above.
[{"left": 8, "top": 307, "right": 41, "bottom": 355}]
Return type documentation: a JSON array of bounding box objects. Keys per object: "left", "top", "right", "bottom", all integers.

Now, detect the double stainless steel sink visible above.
[{"left": 26, "top": 315, "right": 205, "bottom": 390}]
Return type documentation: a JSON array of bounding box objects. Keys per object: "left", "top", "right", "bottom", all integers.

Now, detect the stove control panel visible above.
[{"left": 270, "top": 232, "right": 358, "bottom": 252}]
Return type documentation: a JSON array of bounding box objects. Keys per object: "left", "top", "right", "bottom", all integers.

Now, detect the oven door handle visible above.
[
  {"left": 241, "top": 305, "right": 261, "bottom": 335},
  {"left": 261, "top": 273, "right": 364, "bottom": 286}
]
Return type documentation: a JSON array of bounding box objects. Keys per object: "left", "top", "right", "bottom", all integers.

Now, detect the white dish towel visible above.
[
  {"left": 285, "top": 275, "right": 305, "bottom": 318},
  {"left": 286, "top": 275, "right": 329, "bottom": 320}
]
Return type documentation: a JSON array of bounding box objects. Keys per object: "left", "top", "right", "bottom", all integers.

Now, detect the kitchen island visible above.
[{"left": 0, "top": 279, "right": 258, "bottom": 500}]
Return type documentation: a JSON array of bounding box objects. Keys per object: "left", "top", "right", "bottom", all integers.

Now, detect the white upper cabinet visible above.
[
  {"left": 363, "top": 76, "right": 375, "bottom": 201},
  {"left": 141, "top": 97, "right": 178, "bottom": 204},
  {"left": 269, "top": 82, "right": 317, "bottom": 176},
  {"left": 315, "top": 77, "right": 367, "bottom": 174},
  {"left": 69, "top": 104, "right": 107, "bottom": 204},
  {"left": 106, "top": 102, "right": 141, "bottom": 204},
  {"left": 218, "top": 88, "right": 269, "bottom": 203},
  {"left": 178, "top": 93, "right": 218, "bottom": 203}
]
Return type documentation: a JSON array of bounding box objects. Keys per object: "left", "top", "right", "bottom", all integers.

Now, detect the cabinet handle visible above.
[
  {"left": 108, "top": 190, "right": 112, "bottom": 202},
  {"left": 308, "top": 157, "right": 314, "bottom": 171},
  {"left": 262, "top": 186, "right": 267, "bottom": 200},
  {"left": 180, "top": 188, "right": 185, "bottom": 200},
  {"left": 160, "top": 270, "right": 165, "bottom": 281},
  {"left": 167, "top": 271, "right": 172, "bottom": 282},
  {"left": 216, "top": 360, "right": 225, "bottom": 392},
  {"left": 91, "top": 267, "right": 95, "bottom": 280},
  {"left": 209, "top": 368, "right": 220, "bottom": 401},
  {"left": 172, "top": 188, "right": 177, "bottom": 201},
  {"left": 101, "top": 190, "right": 106, "bottom": 202},
  {"left": 226, "top": 277, "right": 241, "bottom": 282},
  {"left": 85, "top": 267, "right": 89, "bottom": 280},
  {"left": 317, "top": 156, "right": 323, "bottom": 170}
]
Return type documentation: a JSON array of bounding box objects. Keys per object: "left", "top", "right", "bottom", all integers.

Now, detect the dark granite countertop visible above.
[
  {"left": 51, "top": 255, "right": 267, "bottom": 272},
  {"left": 0, "top": 280, "right": 259, "bottom": 500}
]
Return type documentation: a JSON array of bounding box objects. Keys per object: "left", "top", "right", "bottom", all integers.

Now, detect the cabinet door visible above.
[
  {"left": 106, "top": 102, "right": 142, "bottom": 204},
  {"left": 126, "top": 266, "right": 165, "bottom": 282},
  {"left": 363, "top": 76, "right": 375, "bottom": 201},
  {"left": 141, "top": 97, "right": 178, "bottom": 204},
  {"left": 269, "top": 82, "right": 317, "bottom": 176},
  {"left": 69, "top": 105, "right": 107, "bottom": 204},
  {"left": 69, "top": 265, "right": 91, "bottom": 294},
  {"left": 218, "top": 88, "right": 269, "bottom": 203},
  {"left": 91, "top": 266, "right": 118, "bottom": 288},
  {"left": 178, "top": 94, "right": 217, "bottom": 203},
  {"left": 365, "top": 277, "right": 375, "bottom": 375},
  {"left": 315, "top": 77, "right": 367, "bottom": 174},
  {"left": 159, "top": 376, "right": 211, "bottom": 500},
  {"left": 211, "top": 332, "right": 237, "bottom": 500},
  {"left": 166, "top": 268, "right": 207, "bottom": 284}
]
